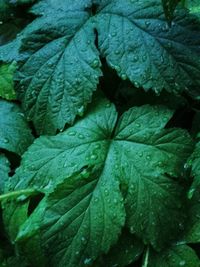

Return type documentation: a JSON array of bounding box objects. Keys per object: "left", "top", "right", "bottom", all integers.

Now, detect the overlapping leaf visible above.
[
  {"left": 0, "top": 62, "right": 16, "bottom": 100},
  {"left": 13, "top": 0, "right": 200, "bottom": 134},
  {"left": 188, "top": 140, "right": 200, "bottom": 194},
  {"left": 99, "top": 230, "right": 144, "bottom": 267},
  {"left": 0, "top": 100, "right": 34, "bottom": 155},
  {"left": 0, "top": 154, "right": 10, "bottom": 194},
  {"left": 184, "top": 188, "right": 200, "bottom": 243},
  {"left": 148, "top": 244, "right": 200, "bottom": 267},
  {"left": 16, "top": 0, "right": 102, "bottom": 134},
  {"left": 162, "top": 0, "right": 181, "bottom": 21},
  {"left": 4, "top": 97, "right": 193, "bottom": 267}
]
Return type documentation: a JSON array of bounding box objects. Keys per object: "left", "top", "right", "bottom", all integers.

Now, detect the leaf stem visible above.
[
  {"left": 142, "top": 246, "right": 150, "bottom": 267},
  {"left": 0, "top": 189, "right": 39, "bottom": 201}
]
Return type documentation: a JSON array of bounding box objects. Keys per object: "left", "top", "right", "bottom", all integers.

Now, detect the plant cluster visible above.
[{"left": 1, "top": 0, "right": 200, "bottom": 266}]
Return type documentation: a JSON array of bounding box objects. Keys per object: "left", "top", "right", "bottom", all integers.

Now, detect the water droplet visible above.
[
  {"left": 105, "top": 102, "right": 111, "bottom": 108},
  {"left": 142, "top": 55, "right": 147, "bottom": 61},
  {"left": 68, "top": 131, "right": 76, "bottom": 136},
  {"left": 77, "top": 106, "right": 84, "bottom": 117},
  {"left": 179, "top": 260, "right": 186, "bottom": 266},
  {"left": 94, "top": 197, "right": 99, "bottom": 202},
  {"left": 81, "top": 169, "right": 90, "bottom": 179},
  {"left": 90, "top": 154, "right": 98, "bottom": 160},
  {"left": 3, "top": 138, "right": 9, "bottom": 143},
  {"left": 17, "top": 194, "right": 27, "bottom": 202},
  {"left": 94, "top": 143, "right": 100, "bottom": 149},
  {"left": 134, "top": 82, "right": 140, "bottom": 88},
  {"left": 104, "top": 189, "right": 109, "bottom": 195},
  {"left": 115, "top": 65, "right": 121, "bottom": 72},
  {"left": 121, "top": 73, "right": 127, "bottom": 80},
  {"left": 146, "top": 155, "right": 151, "bottom": 160},
  {"left": 78, "top": 134, "right": 85, "bottom": 139},
  {"left": 179, "top": 222, "right": 184, "bottom": 231},
  {"left": 84, "top": 258, "right": 92, "bottom": 265},
  {"left": 111, "top": 32, "right": 117, "bottom": 37},
  {"left": 188, "top": 188, "right": 195, "bottom": 199},
  {"left": 145, "top": 21, "right": 151, "bottom": 27},
  {"left": 91, "top": 59, "right": 100, "bottom": 68},
  {"left": 133, "top": 55, "right": 138, "bottom": 62}
]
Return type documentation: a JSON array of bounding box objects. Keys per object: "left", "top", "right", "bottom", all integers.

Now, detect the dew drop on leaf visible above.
[
  {"left": 67, "top": 131, "right": 76, "bottom": 136},
  {"left": 90, "top": 154, "right": 98, "bottom": 160},
  {"left": 3, "top": 138, "right": 9, "bottom": 143},
  {"left": 84, "top": 258, "right": 92, "bottom": 265},
  {"left": 179, "top": 260, "right": 186, "bottom": 266}
]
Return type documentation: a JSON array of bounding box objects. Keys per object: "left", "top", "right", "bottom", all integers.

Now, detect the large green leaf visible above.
[
  {"left": 5, "top": 97, "right": 192, "bottom": 267},
  {"left": 17, "top": 170, "right": 126, "bottom": 267},
  {"left": 16, "top": 0, "right": 102, "bottom": 134},
  {"left": 148, "top": 244, "right": 200, "bottom": 267},
  {"left": 0, "top": 100, "right": 34, "bottom": 155},
  {"left": 95, "top": 0, "right": 200, "bottom": 96},
  {"left": 0, "top": 154, "right": 10, "bottom": 194},
  {"left": 14, "top": 0, "right": 200, "bottom": 134}
]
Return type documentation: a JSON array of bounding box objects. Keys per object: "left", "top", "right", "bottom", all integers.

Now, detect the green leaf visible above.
[
  {"left": 148, "top": 244, "right": 200, "bottom": 267},
  {"left": 96, "top": 0, "right": 200, "bottom": 96},
  {"left": 185, "top": 0, "right": 200, "bottom": 18},
  {"left": 0, "top": 62, "right": 16, "bottom": 100},
  {"left": 184, "top": 189, "right": 200, "bottom": 243},
  {"left": 95, "top": 0, "right": 200, "bottom": 96},
  {"left": 16, "top": 0, "right": 102, "bottom": 134},
  {"left": 100, "top": 230, "right": 144, "bottom": 267},
  {"left": 0, "top": 154, "right": 10, "bottom": 194},
  {"left": 0, "top": 100, "right": 34, "bottom": 155},
  {"left": 15, "top": 0, "right": 200, "bottom": 134},
  {"left": 188, "top": 141, "right": 200, "bottom": 194},
  {"left": 113, "top": 104, "right": 192, "bottom": 249},
  {"left": 162, "top": 0, "right": 181, "bottom": 21},
  {"left": 6, "top": 97, "right": 192, "bottom": 259},
  {"left": 17, "top": 170, "right": 126, "bottom": 267}
]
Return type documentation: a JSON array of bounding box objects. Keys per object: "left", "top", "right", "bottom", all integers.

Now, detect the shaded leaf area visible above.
[
  {"left": 0, "top": 0, "right": 35, "bottom": 22},
  {"left": 188, "top": 140, "right": 200, "bottom": 194},
  {"left": 0, "top": 0, "right": 36, "bottom": 62},
  {"left": 113, "top": 80, "right": 187, "bottom": 113},
  {"left": 96, "top": 229, "right": 144, "bottom": 267},
  {"left": 5, "top": 0, "right": 200, "bottom": 134},
  {"left": 148, "top": 244, "right": 200, "bottom": 267},
  {"left": 2, "top": 97, "right": 193, "bottom": 267},
  {"left": 162, "top": 0, "right": 181, "bottom": 21},
  {"left": 184, "top": 187, "right": 200, "bottom": 243},
  {"left": 0, "top": 18, "right": 30, "bottom": 46},
  {"left": 0, "top": 100, "right": 34, "bottom": 156},
  {"left": 0, "top": 62, "right": 16, "bottom": 100},
  {"left": 0, "top": 154, "right": 10, "bottom": 194}
]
